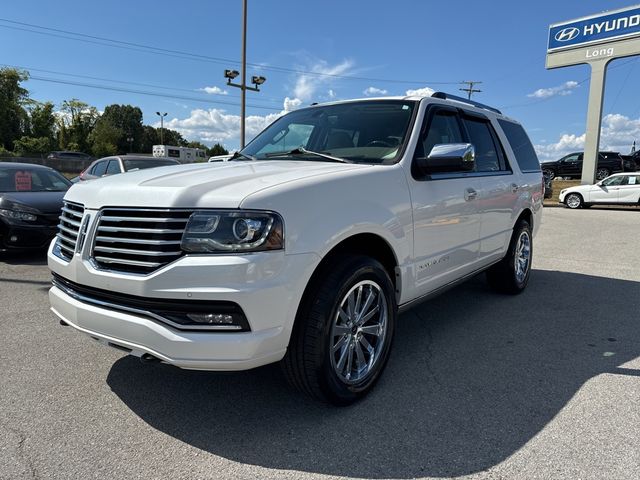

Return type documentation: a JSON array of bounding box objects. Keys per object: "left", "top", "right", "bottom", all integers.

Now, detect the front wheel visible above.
[
  {"left": 282, "top": 255, "right": 397, "bottom": 405},
  {"left": 486, "top": 220, "right": 532, "bottom": 295},
  {"left": 542, "top": 168, "right": 555, "bottom": 180},
  {"left": 565, "top": 193, "right": 583, "bottom": 209}
]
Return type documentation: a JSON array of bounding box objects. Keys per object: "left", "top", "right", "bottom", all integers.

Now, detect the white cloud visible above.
[
  {"left": 283, "top": 97, "right": 302, "bottom": 112},
  {"left": 405, "top": 86, "right": 435, "bottom": 97},
  {"left": 363, "top": 86, "right": 388, "bottom": 96},
  {"left": 534, "top": 113, "right": 640, "bottom": 161},
  {"left": 527, "top": 81, "right": 579, "bottom": 99},
  {"left": 199, "top": 86, "right": 229, "bottom": 95},
  {"left": 292, "top": 59, "right": 353, "bottom": 101},
  {"left": 328, "top": 89, "right": 336, "bottom": 99}
]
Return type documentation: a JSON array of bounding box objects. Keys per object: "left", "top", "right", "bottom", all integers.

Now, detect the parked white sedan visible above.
[{"left": 559, "top": 172, "right": 640, "bottom": 209}]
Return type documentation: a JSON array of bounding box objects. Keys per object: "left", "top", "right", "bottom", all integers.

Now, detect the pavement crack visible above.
[{"left": 1, "top": 423, "right": 39, "bottom": 480}]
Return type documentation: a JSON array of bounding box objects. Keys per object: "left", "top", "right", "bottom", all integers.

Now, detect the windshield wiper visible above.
[
  {"left": 264, "top": 147, "right": 350, "bottom": 163},
  {"left": 230, "top": 151, "right": 257, "bottom": 161}
]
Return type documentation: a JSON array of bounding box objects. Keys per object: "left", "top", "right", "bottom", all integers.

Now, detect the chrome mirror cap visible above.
[{"left": 428, "top": 143, "right": 475, "bottom": 165}]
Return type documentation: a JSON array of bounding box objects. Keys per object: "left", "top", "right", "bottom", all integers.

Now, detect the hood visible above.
[
  {"left": 0, "top": 191, "right": 67, "bottom": 213},
  {"left": 64, "top": 161, "right": 372, "bottom": 209}
]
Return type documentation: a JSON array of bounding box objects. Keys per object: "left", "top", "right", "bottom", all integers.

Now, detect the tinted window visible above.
[
  {"left": 243, "top": 100, "right": 417, "bottom": 164},
  {"left": 0, "top": 167, "right": 71, "bottom": 192},
  {"left": 463, "top": 117, "right": 501, "bottom": 172},
  {"left": 498, "top": 120, "right": 541, "bottom": 172},
  {"left": 123, "top": 159, "right": 178, "bottom": 171},
  {"left": 105, "top": 160, "right": 121, "bottom": 175},
  {"left": 168, "top": 149, "right": 180, "bottom": 158},
  {"left": 92, "top": 161, "right": 108, "bottom": 177},
  {"left": 421, "top": 111, "right": 463, "bottom": 158}
]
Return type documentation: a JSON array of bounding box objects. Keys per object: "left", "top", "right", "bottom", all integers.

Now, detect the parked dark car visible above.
[
  {"left": 78, "top": 155, "right": 180, "bottom": 181},
  {"left": 621, "top": 151, "right": 640, "bottom": 171},
  {"left": 543, "top": 175, "right": 553, "bottom": 199},
  {"left": 47, "top": 151, "right": 93, "bottom": 161},
  {"left": 0, "top": 163, "right": 71, "bottom": 251},
  {"left": 540, "top": 151, "right": 634, "bottom": 181}
]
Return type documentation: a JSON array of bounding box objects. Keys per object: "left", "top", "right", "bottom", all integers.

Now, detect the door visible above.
[
  {"left": 459, "top": 113, "right": 517, "bottom": 264},
  {"left": 588, "top": 175, "right": 623, "bottom": 203},
  {"left": 618, "top": 175, "right": 640, "bottom": 204},
  {"left": 408, "top": 106, "right": 483, "bottom": 295},
  {"left": 559, "top": 153, "right": 581, "bottom": 177}
]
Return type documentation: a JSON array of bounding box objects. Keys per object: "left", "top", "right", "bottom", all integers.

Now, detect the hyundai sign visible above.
[{"left": 548, "top": 5, "right": 640, "bottom": 52}]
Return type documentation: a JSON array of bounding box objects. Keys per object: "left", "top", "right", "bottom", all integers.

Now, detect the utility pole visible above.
[
  {"left": 224, "top": 0, "right": 266, "bottom": 149},
  {"left": 459, "top": 81, "right": 482, "bottom": 100},
  {"left": 156, "top": 112, "right": 167, "bottom": 145}
]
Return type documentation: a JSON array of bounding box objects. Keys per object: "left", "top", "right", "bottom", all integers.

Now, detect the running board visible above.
[{"left": 398, "top": 259, "right": 502, "bottom": 314}]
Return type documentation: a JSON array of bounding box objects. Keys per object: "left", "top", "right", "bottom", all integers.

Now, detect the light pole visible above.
[
  {"left": 127, "top": 135, "right": 134, "bottom": 153},
  {"left": 156, "top": 112, "right": 167, "bottom": 145},
  {"left": 224, "top": 0, "right": 266, "bottom": 149}
]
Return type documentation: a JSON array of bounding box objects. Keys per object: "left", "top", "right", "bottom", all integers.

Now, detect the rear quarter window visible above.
[{"left": 497, "top": 120, "right": 540, "bottom": 173}]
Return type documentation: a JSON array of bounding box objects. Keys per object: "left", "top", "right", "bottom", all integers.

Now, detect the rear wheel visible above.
[
  {"left": 565, "top": 193, "right": 583, "bottom": 209},
  {"left": 486, "top": 220, "right": 532, "bottom": 295},
  {"left": 596, "top": 168, "right": 611, "bottom": 180},
  {"left": 282, "top": 255, "right": 396, "bottom": 405},
  {"left": 542, "top": 168, "right": 555, "bottom": 180}
]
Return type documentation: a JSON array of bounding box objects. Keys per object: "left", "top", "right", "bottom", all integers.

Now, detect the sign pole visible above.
[{"left": 582, "top": 60, "right": 609, "bottom": 184}]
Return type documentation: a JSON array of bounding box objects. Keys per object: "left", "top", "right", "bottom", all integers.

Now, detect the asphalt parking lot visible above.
[{"left": 1, "top": 207, "right": 639, "bottom": 480}]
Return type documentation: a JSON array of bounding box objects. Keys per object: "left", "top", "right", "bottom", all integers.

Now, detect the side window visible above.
[
  {"left": 92, "top": 161, "right": 107, "bottom": 177},
  {"left": 420, "top": 110, "right": 463, "bottom": 158},
  {"left": 105, "top": 160, "right": 121, "bottom": 175},
  {"left": 462, "top": 117, "right": 502, "bottom": 172},
  {"left": 497, "top": 120, "right": 540, "bottom": 172},
  {"left": 602, "top": 176, "right": 623, "bottom": 186}
]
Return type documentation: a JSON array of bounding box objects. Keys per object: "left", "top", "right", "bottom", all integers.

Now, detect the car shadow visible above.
[{"left": 106, "top": 270, "right": 640, "bottom": 478}]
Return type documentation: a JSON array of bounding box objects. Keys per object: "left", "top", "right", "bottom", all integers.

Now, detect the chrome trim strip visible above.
[
  {"left": 93, "top": 256, "right": 163, "bottom": 268},
  {"left": 93, "top": 245, "right": 182, "bottom": 256},
  {"left": 95, "top": 235, "right": 182, "bottom": 245},
  {"left": 96, "top": 225, "right": 185, "bottom": 234},
  {"left": 100, "top": 215, "right": 190, "bottom": 223}
]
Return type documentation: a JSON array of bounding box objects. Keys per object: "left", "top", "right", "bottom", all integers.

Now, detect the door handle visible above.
[
  {"left": 511, "top": 183, "right": 519, "bottom": 193},
  {"left": 464, "top": 188, "right": 478, "bottom": 201}
]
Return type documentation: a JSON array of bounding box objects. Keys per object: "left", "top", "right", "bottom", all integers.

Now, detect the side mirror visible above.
[{"left": 416, "top": 143, "right": 475, "bottom": 174}]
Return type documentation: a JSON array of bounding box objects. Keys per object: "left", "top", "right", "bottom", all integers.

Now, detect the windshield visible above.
[
  {"left": 0, "top": 167, "right": 71, "bottom": 192},
  {"left": 242, "top": 100, "right": 417, "bottom": 164},
  {"left": 123, "top": 159, "right": 178, "bottom": 171}
]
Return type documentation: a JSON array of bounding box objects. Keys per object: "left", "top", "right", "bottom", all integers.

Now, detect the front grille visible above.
[
  {"left": 56, "top": 202, "right": 85, "bottom": 260},
  {"left": 91, "top": 208, "right": 192, "bottom": 274}
]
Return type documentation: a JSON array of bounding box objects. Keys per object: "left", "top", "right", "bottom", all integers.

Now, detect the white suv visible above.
[{"left": 48, "top": 93, "right": 543, "bottom": 405}]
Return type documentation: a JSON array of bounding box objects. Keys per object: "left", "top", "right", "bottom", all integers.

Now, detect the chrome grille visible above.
[
  {"left": 56, "top": 202, "right": 85, "bottom": 260},
  {"left": 91, "top": 209, "right": 192, "bottom": 274}
]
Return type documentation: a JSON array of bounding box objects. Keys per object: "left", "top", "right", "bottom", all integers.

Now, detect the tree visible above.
[
  {"left": 139, "top": 125, "right": 159, "bottom": 154},
  {"left": 89, "top": 121, "right": 120, "bottom": 158},
  {"left": 208, "top": 143, "right": 229, "bottom": 156},
  {"left": 13, "top": 136, "right": 52, "bottom": 156},
  {"left": 0, "top": 68, "right": 30, "bottom": 151},
  {"left": 187, "top": 140, "right": 209, "bottom": 151},
  {"left": 162, "top": 128, "right": 187, "bottom": 147},
  {"left": 98, "top": 104, "right": 144, "bottom": 153},
  {"left": 28, "top": 101, "right": 56, "bottom": 140},
  {"left": 58, "top": 99, "right": 98, "bottom": 153}
]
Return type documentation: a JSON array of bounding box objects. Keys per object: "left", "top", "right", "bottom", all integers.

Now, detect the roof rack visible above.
[{"left": 430, "top": 92, "right": 502, "bottom": 115}]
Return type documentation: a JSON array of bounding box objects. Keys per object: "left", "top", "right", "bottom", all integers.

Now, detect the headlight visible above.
[
  {"left": 181, "top": 210, "right": 284, "bottom": 253},
  {"left": 0, "top": 208, "right": 38, "bottom": 222}
]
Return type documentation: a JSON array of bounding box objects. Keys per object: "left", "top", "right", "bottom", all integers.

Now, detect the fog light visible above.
[
  {"left": 10, "top": 235, "right": 17, "bottom": 242},
  {"left": 186, "top": 313, "right": 234, "bottom": 325}
]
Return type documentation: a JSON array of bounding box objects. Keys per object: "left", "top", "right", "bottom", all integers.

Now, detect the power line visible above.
[
  {"left": 1, "top": 63, "right": 285, "bottom": 107},
  {"left": 0, "top": 18, "right": 460, "bottom": 85},
  {"left": 26, "top": 75, "right": 282, "bottom": 111}
]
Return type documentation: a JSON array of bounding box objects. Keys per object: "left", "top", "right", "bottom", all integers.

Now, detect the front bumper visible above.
[
  {"left": 49, "top": 246, "right": 320, "bottom": 370},
  {"left": 0, "top": 220, "right": 57, "bottom": 250}
]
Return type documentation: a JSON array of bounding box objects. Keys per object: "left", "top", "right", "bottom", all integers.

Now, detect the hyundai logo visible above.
[{"left": 555, "top": 27, "right": 580, "bottom": 42}]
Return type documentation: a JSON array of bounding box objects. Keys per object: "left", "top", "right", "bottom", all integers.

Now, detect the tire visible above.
[
  {"left": 565, "top": 193, "right": 583, "bottom": 209},
  {"left": 486, "top": 220, "right": 532, "bottom": 295},
  {"left": 282, "top": 255, "right": 397, "bottom": 405},
  {"left": 542, "top": 168, "right": 555, "bottom": 180},
  {"left": 596, "top": 168, "right": 611, "bottom": 180}
]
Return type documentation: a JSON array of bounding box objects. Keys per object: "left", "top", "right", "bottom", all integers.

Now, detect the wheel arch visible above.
[{"left": 514, "top": 208, "right": 533, "bottom": 230}]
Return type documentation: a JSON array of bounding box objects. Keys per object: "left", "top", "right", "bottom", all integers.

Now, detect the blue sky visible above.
[{"left": 1, "top": 0, "right": 639, "bottom": 160}]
